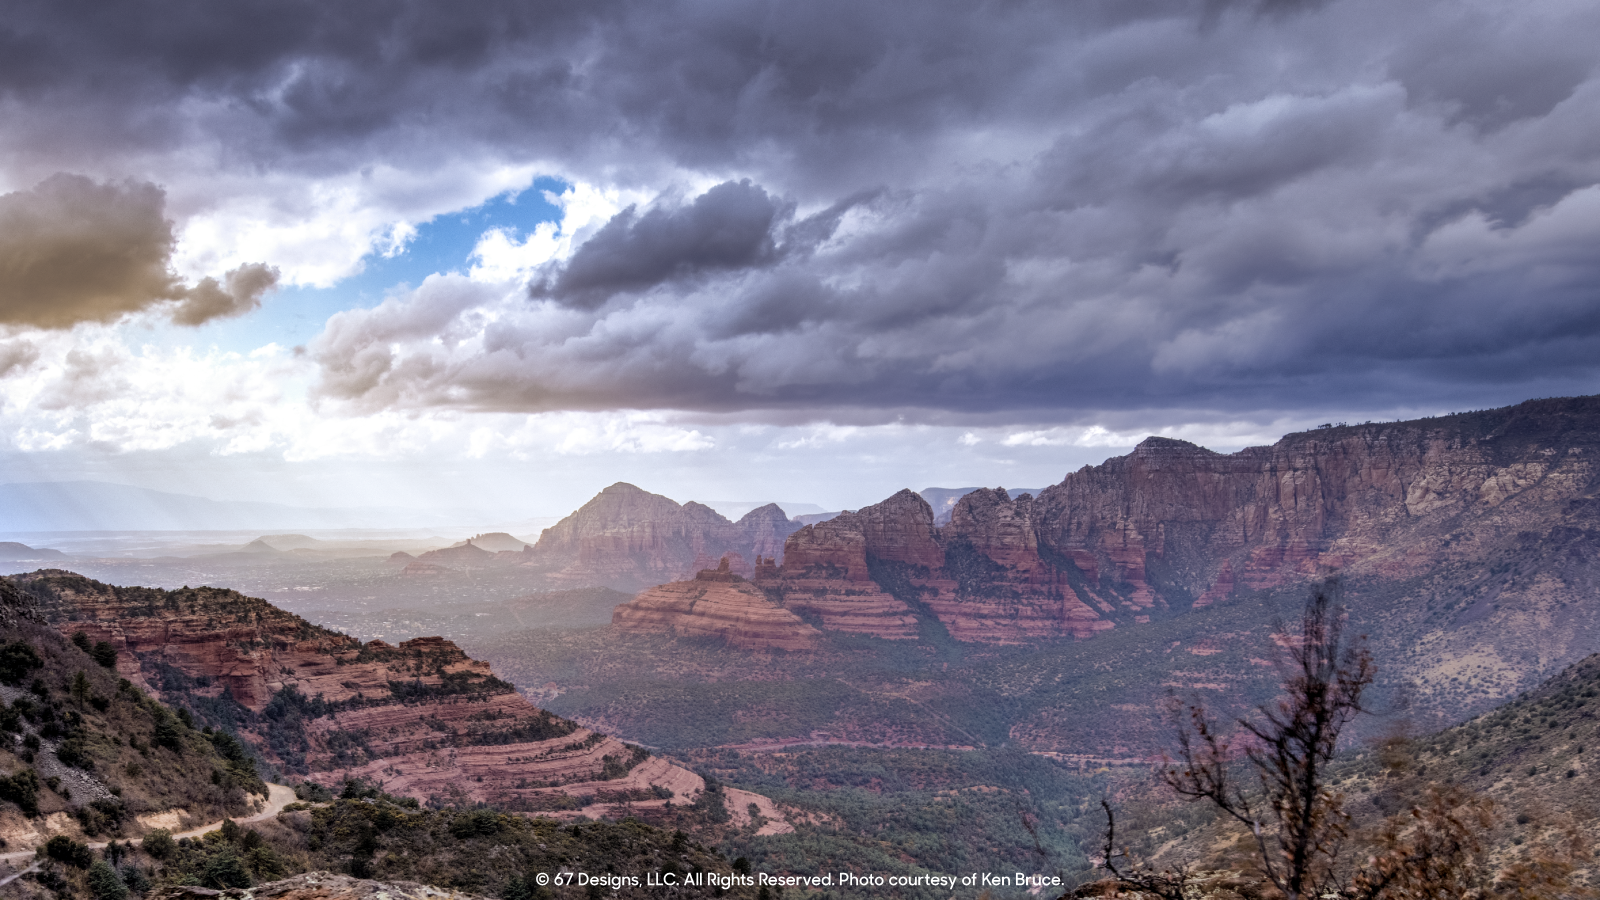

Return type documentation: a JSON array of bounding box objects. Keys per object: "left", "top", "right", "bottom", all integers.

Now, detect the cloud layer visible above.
[{"left": 4, "top": 0, "right": 1600, "bottom": 423}]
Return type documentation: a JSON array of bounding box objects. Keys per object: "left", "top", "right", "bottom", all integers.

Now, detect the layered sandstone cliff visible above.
[
  {"left": 641, "top": 396, "right": 1600, "bottom": 648},
  {"left": 9, "top": 571, "right": 707, "bottom": 816},
  {"left": 612, "top": 558, "right": 821, "bottom": 650},
  {"left": 524, "top": 483, "right": 803, "bottom": 590},
  {"left": 1030, "top": 398, "right": 1600, "bottom": 604},
  {"left": 761, "top": 495, "right": 924, "bottom": 640},
  {"left": 760, "top": 488, "right": 1106, "bottom": 642}
]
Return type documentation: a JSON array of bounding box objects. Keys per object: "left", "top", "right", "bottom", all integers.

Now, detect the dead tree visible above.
[{"left": 1160, "top": 580, "right": 1374, "bottom": 900}]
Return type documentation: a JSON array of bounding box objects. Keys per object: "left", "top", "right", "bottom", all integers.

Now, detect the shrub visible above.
[
  {"left": 142, "top": 828, "right": 175, "bottom": 859},
  {"left": 91, "top": 642, "right": 118, "bottom": 669},
  {"left": 87, "top": 859, "right": 129, "bottom": 900},
  {"left": 57, "top": 734, "right": 93, "bottom": 769},
  {"left": 0, "top": 769, "right": 40, "bottom": 816},
  {"left": 451, "top": 808, "right": 502, "bottom": 838},
  {"left": 0, "top": 641, "right": 43, "bottom": 685},
  {"left": 77, "top": 798, "right": 127, "bottom": 836},
  {"left": 153, "top": 709, "right": 185, "bottom": 751},
  {"left": 43, "top": 834, "right": 94, "bottom": 867},
  {"left": 120, "top": 865, "right": 150, "bottom": 893},
  {"left": 202, "top": 848, "right": 253, "bottom": 889}
]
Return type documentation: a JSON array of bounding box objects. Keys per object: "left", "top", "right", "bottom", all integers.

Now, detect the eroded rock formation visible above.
[
  {"left": 635, "top": 396, "right": 1600, "bottom": 647},
  {"left": 11, "top": 571, "right": 706, "bottom": 816},
  {"left": 761, "top": 501, "right": 922, "bottom": 640},
  {"left": 415, "top": 542, "right": 494, "bottom": 566},
  {"left": 523, "top": 483, "right": 803, "bottom": 590},
  {"left": 612, "top": 558, "right": 820, "bottom": 650}
]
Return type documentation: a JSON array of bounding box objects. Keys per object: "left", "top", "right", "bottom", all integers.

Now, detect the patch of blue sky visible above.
[{"left": 186, "top": 176, "right": 570, "bottom": 352}]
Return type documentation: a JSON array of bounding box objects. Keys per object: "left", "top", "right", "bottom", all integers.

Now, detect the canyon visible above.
[{"left": 525, "top": 396, "right": 1600, "bottom": 750}]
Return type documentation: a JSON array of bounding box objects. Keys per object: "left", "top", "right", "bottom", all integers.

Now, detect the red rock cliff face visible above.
[
  {"left": 766, "top": 504, "right": 922, "bottom": 639},
  {"left": 12, "top": 571, "right": 706, "bottom": 817},
  {"left": 525, "top": 483, "right": 802, "bottom": 591},
  {"left": 1033, "top": 398, "right": 1600, "bottom": 602},
  {"left": 938, "top": 489, "right": 1111, "bottom": 641},
  {"left": 612, "top": 558, "right": 821, "bottom": 651},
  {"left": 746, "top": 396, "right": 1600, "bottom": 645}
]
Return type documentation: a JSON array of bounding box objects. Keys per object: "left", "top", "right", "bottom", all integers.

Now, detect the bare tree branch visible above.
[
  {"left": 1097, "top": 799, "right": 1193, "bottom": 900},
  {"left": 1159, "top": 579, "right": 1372, "bottom": 900}
]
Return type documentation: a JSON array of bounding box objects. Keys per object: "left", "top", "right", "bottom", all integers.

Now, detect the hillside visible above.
[
  {"left": 114, "top": 786, "right": 760, "bottom": 900},
  {"left": 9, "top": 768, "right": 767, "bottom": 900},
  {"left": 612, "top": 559, "right": 821, "bottom": 651},
  {"left": 1335, "top": 652, "right": 1600, "bottom": 865},
  {"left": 1083, "top": 651, "right": 1600, "bottom": 898},
  {"left": 5, "top": 571, "right": 712, "bottom": 821},
  {"left": 0, "top": 543, "right": 66, "bottom": 562},
  {"left": 0, "top": 578, "right": 265, "bottom": 855}
]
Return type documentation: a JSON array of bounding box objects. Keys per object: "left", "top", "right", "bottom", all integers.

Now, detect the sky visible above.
[{"left": 1, "top": 0, "right": 1599, "bottom": 521}]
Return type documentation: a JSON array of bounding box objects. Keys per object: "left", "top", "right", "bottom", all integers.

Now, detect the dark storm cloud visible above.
[
  {"left": 534, "top": 180, "right": 790, "bottom": 309},
  {"left": 10, "top": 0, "right": 1600, "bottom": 418}
]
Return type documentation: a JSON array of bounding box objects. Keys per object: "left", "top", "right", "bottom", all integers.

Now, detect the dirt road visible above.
[{"left": 0, "top": 783, "right": 298, "bottom": 888}]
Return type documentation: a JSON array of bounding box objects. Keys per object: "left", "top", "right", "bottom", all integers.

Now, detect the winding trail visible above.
[{"left": 0, "top": 783, "right": 298, "bottom": 888}]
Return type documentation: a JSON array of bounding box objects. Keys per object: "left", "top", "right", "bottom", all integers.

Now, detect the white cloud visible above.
[
  {"left": 468, "top": 183, "right": 648, "bottom": 283},
  {"left": 168, "top": 161, "right": 551, "bottom": 288}
]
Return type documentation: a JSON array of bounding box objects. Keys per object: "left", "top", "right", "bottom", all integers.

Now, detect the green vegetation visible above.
[
  {"left": 549, "top": 677, "right": 974, "bottom": 749},
  {"left": 387, "top": 669, "right": 517, "bottom": 701},
  {"left": 0, "top": 637, "right": 44, "bottom": 684},
  {"left": 0, "top": 579, "right": 266, "bottom": 833},
  {"left": 689, "top": 746, "right": 1107, "bottom": 900},
  {"left": 65, "top": 780, "right": 758, "bottom": 899},
  {"left": 1324, "top": 651, "right": 1600, "bottom": 868}
]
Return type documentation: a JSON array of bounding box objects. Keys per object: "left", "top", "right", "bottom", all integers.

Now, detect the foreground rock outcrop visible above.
[{"left": 9, "top": 571, "right": 707, "bottom": 817}]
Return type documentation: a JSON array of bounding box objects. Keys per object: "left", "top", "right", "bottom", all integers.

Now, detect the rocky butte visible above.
[
  {"left": 519, "top": 483, "right": 802, "bottom": 591},
  {"left": 613, "top": 396, "right": 1600, "bottom": 690},
  {"left": 611, "top": 558, "right": 820, "bottom": 651},
  {"left": 7, "top": 571, "right": 708, "bottom": 819}
]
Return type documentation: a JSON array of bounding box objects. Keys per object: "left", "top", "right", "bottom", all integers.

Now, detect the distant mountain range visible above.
[
  {"left": 0, "top": 480, "right": 490, "bottom": 532},
  {"left": 0, "top": 540, "right": 66, "bottom": 561}
]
